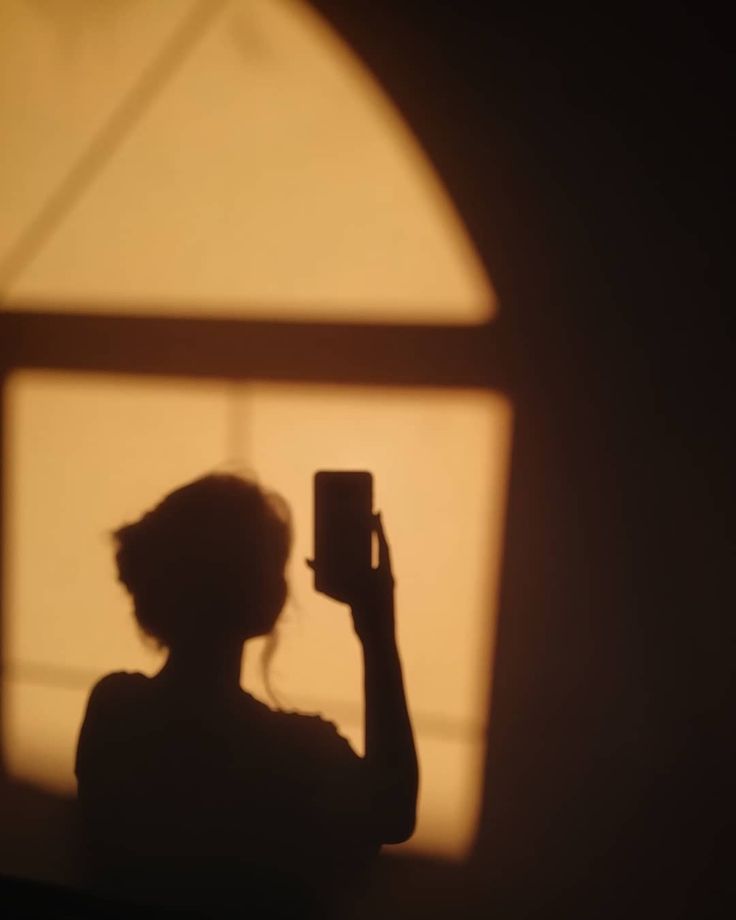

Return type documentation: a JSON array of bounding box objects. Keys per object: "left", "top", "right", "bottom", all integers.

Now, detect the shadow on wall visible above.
[
  {"left": 0, "top": 778, "right": 83, "bottom": 889},
  {"left": 0, "top": 778, "right": 478, "bottom": 919}
]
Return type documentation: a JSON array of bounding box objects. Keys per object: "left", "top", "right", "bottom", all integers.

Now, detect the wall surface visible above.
[
  {"left": 311, "top": 2, "right": 731, "bottom": 917},
  {"left": 2, "top": 2, "right": 731, "bottom": 917}
]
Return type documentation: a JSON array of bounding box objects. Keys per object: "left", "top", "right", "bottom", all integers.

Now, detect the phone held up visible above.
[{"left": 313, "top": 471, "right": 373, "bottom": 603}]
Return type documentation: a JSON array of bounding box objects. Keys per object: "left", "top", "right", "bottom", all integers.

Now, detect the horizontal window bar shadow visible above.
[
  {"left": 0, "top": 310, "right": 511, "bottom": 390},
  {"left": 4, "top": 661, "right": 486, "bottom": 742}
]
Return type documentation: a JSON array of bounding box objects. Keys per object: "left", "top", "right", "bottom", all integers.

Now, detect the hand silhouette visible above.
[{"left": 307, "top": 512, "right": 395, "bottom": 645}]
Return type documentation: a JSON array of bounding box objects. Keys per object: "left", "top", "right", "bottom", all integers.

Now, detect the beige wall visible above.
[{"left": 3, "top": 372, "right": 511, "bottom": 859}]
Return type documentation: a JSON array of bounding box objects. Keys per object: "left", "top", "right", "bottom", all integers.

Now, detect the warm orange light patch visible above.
[
  {"left": 0, "top": 0, "right": 493, "bottom": 321},
  {"left": 0, "top": 0, "right": 507, "bottom": 870},
  {"left": 2, "top": 371, "right": 512, "bottom": 859}
]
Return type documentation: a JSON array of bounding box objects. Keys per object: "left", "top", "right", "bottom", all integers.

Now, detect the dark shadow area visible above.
[
  {"left": 66, "top": 474, "right": 415, "bottom": 916},
  {"left": 314, "top": 2, "right": 731, "bottom": 916},
  {"left": 0, "top": 779, "right": 461, "bottom": 920},
  {"left": 0, "top": 781, "right": 82, "bottom": 890}
]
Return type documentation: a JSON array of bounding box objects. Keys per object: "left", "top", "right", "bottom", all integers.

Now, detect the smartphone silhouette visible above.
[{"left": 313, "top": 471, "right": 373, "bottom": 601}]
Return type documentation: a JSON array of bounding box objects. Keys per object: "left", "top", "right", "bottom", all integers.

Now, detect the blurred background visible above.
[{"left": 0, "top": 1, "right": 730, "bottom": 917}]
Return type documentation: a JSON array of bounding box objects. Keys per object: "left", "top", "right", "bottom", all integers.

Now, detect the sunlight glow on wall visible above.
[
  {"left": 2, "top": 371, "right": 512, "bottom": 859},
  {"left": 1, "top": 0, "right": 510, "bottom": 870},
  {"left": 0, "top": 0, "right": 493, "bottom": 321}
]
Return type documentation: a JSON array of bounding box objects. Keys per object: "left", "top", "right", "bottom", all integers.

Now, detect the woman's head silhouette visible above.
[{"left": 113, "top": 473, "right": 291, "bottom": 650}]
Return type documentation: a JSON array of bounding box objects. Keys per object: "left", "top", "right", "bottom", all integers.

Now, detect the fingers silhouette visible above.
[{"left": 373, "top": 512, "right": 393, "bottom": 579}]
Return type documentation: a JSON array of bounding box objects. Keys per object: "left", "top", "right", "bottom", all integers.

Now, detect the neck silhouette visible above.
[{"left": 155, "top": 631, "right": 245, "bottom": 701}]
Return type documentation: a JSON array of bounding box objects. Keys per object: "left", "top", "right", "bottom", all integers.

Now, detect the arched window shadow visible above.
[{"left": 0, "top": 1, "right": 523, "bottom": 914}]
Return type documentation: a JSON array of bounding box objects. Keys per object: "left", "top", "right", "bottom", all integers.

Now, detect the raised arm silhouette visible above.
[{"left": 75, "top": 473, "right": 417, "bottom": 917}]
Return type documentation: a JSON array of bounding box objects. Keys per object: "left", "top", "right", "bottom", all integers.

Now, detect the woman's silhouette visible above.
[{"left": 75, "top": 474, "right": 417, "bottom": 916}]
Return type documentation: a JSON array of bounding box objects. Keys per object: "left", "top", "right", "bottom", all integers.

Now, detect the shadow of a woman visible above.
[{"left": 75, "top": 474, "right": 417, "bottom": 917}]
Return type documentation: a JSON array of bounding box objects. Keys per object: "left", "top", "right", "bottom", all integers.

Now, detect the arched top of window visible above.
[{"left": 0, "top": 0, "right": 495, "bottom": 324}]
